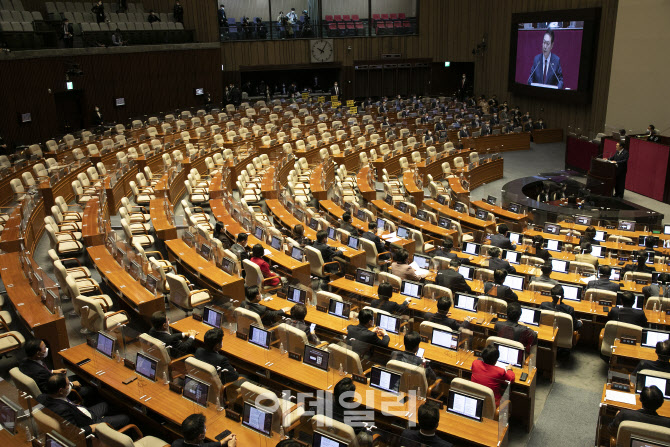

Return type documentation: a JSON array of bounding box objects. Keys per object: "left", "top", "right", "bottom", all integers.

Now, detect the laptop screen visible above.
[
  {"left": 369, "top": 366, "right": 401, "bottom": 394},
  {"left": 96, "top": 332, "right": 115, "bottom": 358},
  {"left": 455, "top": 293, "right": 478, "bottom": 312},
  {"left": 347, "top": 236, "right": 360, "bottom": 250},
  {"left": 508, "top": 202, "right": 521, "bottom": 213},
  {"left": 544, "top": 223, "right": 561, "bottom": 235},
  {"left": 242, "top": 402, "right": 273, "bottom": 436},
  {"left": 313, "top": 432, "right": 348, "bottom": 447},
  {"left": 413, "top": 254, "right": 431, "bottom": 269},
  {"left": 303, "top": 345, "right": 329, "bottom": 371},
  {"left": 431, "top": 328, "right": 458, "bottom": 351},
  {"left": 641, "top": 329, "right": 670, "bottom": 348},
  {"left": 636, "top": 374, "right": 670, "bottom": 399},
  {"left": 559, "top": 283, "right": 582, "bottom": 301},
  {"left": 270, "top": 236, "right": 282, "bottom": 251},
  {"left": 328, "top": 299, "right": 351, "bottom": 319},
  {"left": 221, "top": 257, "right": 235, "bottom": 275},
  {"left": 183, "top": 375, "right": 209, "bottom": 407},
  {"left": 436, "top": 195, "right": 447, "bottom": 205},
  {"left": 575, "top": 215, "right": 591, "bottom": 225},
  {"left": 397, "top": 202, "right": 408, "bottom": 213},
  {"left": 200, "top": 244, "right": 212, "bottom": 260},
  {"left": 291, "top": 246, "right": 304, "bottom": 261},
  {"left": 503, "top": 274, "right": 525, "bottom": 291},
  {"left": 545, "top": 239, "right": 562, "bottom": 252},
  {"left": 376, "top": 218, "right": 386, "bottom": 232},
  {"left": 356, "top": 209, "right": 367, "bottom": 222},
  {"left": 248, "top": 325, "right": 271, "bottom": 349},
  {"left": 447, "top": 390, "right": 484, "bottom": 422},
  {"left": 308, "top": 218, "right": 319, "bottom": 230},
  {"left": 475, "top": 209, "right": 488, "bottom": 220},
  {"left": 463, "top": 242, "right": 480, "bottom": 256},
  {"left": 400, "top": 280, "right": 423, "bottom": 299},
  {"left": 327, "top": 227, "right": 337, "bottom": 241},
  {"left": 519, "top": 306, "right": 541, "bottom": 326},
  {"left": 458, "top": 265, "right": 474, "bottom": 280},
  {"left": 594, "top": 230, "right": 607, "bottom": 242},
  {"left": 416, "top": 210, "right": 428, "bottom": 221},
  {"left": 508, "top": 232, "right": 522, "bottom": 245},
  {"left": 384, "top": 194, "right": 393, "bottom": 205},
  {"left": 356, "top": 268, "right": 375, "bottom": 286},
  {"left": 551, "top": 259, "right": 569, "bottom": 273},
  {"left": 376, "top": 313, "right": 400, "bottom": 334},
  {"left": 286, "top": 285, "right": 307, "bottom": 304},
  {"left": 437, "top": 216, "right": 451, "bottom": 229},
  {"left": 135, "top": 352, "right": 158, "bottom": 381},
  {"left": 397, "top": 226, "right": 410, "bottom": 240},
  {"left": 504, "top": 250, "right": 521, "bottom": 264},
  {"left": 202, "top": 306, "right": 223, "bottom": 328},
  {"left": 618, "top": 220, "right": 636, "bottom": 232},
  {"left": 494, "top": 343, "right": 524, "bottom": 368},
  {"left": 254, "top": 225, "right": 265, "bottom": 241}
]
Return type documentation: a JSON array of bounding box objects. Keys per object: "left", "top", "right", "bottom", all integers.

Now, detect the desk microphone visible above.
[
  {"left": 527, "top": 60, "right": 541, "bottom": 83},
  {"left": 549, "top": 63, "right": 560, "bottom": 87}
]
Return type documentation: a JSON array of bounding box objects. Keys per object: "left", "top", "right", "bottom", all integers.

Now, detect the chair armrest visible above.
[
  {"left": 60, "top": 256, "right": 82, "bottom": 266},
  {"left": 0, "top": 332, "right": 22, "bottom": 347},
  {"left": 103, "top": 310, "right": 130, "bottom": 329},
  {"left": 90, "top": 295, "right": 110, "bottom": 312},
  {"left": 55, "top": 231, "right": 77, "bottom": 240},
  {"left": 376, "top": 251, "right": 391, "bottom": 262},
  {"left": 322, "top": 261, "right": 341, "bottom": 273},
  {"left": 68, "top": 266, "right": 90, "bottom": 275},
  {"left": 427, "top": 378, "right": 442, "bottom": 398},
  {"left": 68, "top": 389, "right": 83, "bottom": 405},
  {"left": 145, "top": 251, "right": 164, "bottom": 259},
  {"left": 187, "top": 290, "right": 211, "bottom": 307},
  {"left": 118, "top": 424, "right": 143, "bottom": 440},
  {"left": 316, "top": 341, "right": 329, "bottom": 349}
]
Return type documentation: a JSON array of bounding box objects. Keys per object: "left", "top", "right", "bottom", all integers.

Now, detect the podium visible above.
[{"left": 587, "top": 158, "right": 616, "bottom": 196}]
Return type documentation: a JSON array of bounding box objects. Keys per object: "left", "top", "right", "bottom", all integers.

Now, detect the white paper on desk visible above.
[
  {"left": 264, "top": 249, "right": 272, "bottom": 256},
  {"left": 382, "top": 232, "right": 397, "bottom": 240},
  {"left": 410, "top": 262, "right": 430, "bottom": 277},
  {"left": 605, "top": 389, "right": 636, "bottom": 405},
  {"left": 386, "top": 237, "right": 402, "bottom": 243},
  {"left": 579, "top": 275, "right": 596, "bottom": 284}
]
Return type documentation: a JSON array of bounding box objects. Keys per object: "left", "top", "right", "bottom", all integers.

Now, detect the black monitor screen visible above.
[
  {"left": 400, "top": 280, "right": 423, "bottom": 299},
  {"left": 0, "top": 397, "right": 17, "bottom": 434},
  {"left": 494, "top": 343, "right": 524, "bottom": 368},
  {"left": 221, "top": 257, "right": 235, "bottom": 275},
  {"left": 458, "top": 265, "right": 474, "bottom": 280},
  {"left": 327, "top": 227, "right": 337, "bottom": 241},
  {"left": 135, "top": 352, "right": 158, "bottom": 381},
  {"left": 504, "top": 250, "right": 521, "bottom": 264},
  {"left": 270, "top": 236, "right": 282, "bottom": 251},
  {"left": 291, "top": 247, "right": 304, "bottom": 261},
  {"left": 203, "top": 306, "right": 223, "bottom": 328},
  {"left": 447, "top": 390, "right": 484, "bottom": 421},
  {"left": 618, "top": 220, "right": 636, "bottom": 232},
  {"left": 254, "top": 226, "right": 265, "bottom": 241},
  {"left": 437, "top": 217, "right": 451, "bottom": 229},
  {"left": 544, "top": 223, "right": 561, "bottom": 235},
  {"left": 347, "top": 236, "right": 360, "bottom": 250},
  {"left": 313, "top": 432, "right": 348, "bottom": 447},
  {"left": 369, "top": 366, "right": 401, "bottom": 394},
  {"left": 183, "top": 375, "right": 209, "bottom": 407},
  {"left": 45, "top": 434, "right": 75, "bottom": 447},
  {"left": 463, "top": 242, "right": 480, "bottom": 256},
  {"left": 575, "top": 215, "right": 591, "bottom": 225},
  {"left": 287, "top": 285, "right": 307, "bottom": 304},
  {"left": 355, "top": 268, "right": 375, "bottom": 286},
  {"left": 641, "top": 329, "right": 670, "bottom": 348},
  {"left": 519, "top": 306, "right": 541, "bottom": 326},
  {"left": 636, "top": 374, "right": 670, "bottom": 399},
  {"left": 303, "top": 345, "right": 329, "bottom": 371},
  {"left": 248, "top": 325, "right": 271, "bottom": 349},
  {"left": 375, "top": 313, "right": 400, "bottom": 334},
  {"left": 397, "top": 226, "right": 410, "bottom": 239},
  {"left": 431, "top": 328, "right": 458, "bottom": 351},
  {"left": 559, "top": 283, "right": 582, "bottom": 301},
  {"left": 328, "top": 299, "right": 351, "bottom": 319},
  {"left": 96, "top": 332, "right": 115, "bottom": 358},
  {"left": 242, "top": 402, "right": 273, "bottom": 436},
  {"left": 455, "top": 293, "right": 478, "bottom": 312}
]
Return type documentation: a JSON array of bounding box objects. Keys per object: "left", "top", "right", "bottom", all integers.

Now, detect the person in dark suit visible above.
[
  {"left": 286, "top": 303, "right": 320, "bottom": 345},
  {"left": 471, "top": 115, "right": 481, "bottom": 128},
  {"left": 487, "top": 247, "right": 516, "bottom": 274},
  {"left": 642, "top": 273, "right": 670, "bottom": 300},
  {"left": 458, "top": 126, "right": 471, "bottom": 138},
  {"left": 92, "top": 106, "right": 103, "bottom": 126},
  {"left": 633, "top": 340, "right": 670, "bottom": 374},
  {"left": 291, "top": 224, "right": 310, "bottom": 247},
  {"left": 586, "top": 265, "right": 621, "bottom": 293},
  {"left": 491, "top": 113, "right": 500, "bottom": 125},
  {"left": 490, "top": 224, "right": 516, "bottom": 250},
  {"left": 313, "top": 230, "right": 345, "bottom": 273},
  {"left": 540, "top": 284, "right": 582, "bottom": 328},
  {"left": 173, "top": 1, "right": 184, "bottom": 23},
  {"left": 523, "top": 119, "right": 534, "bottom": 132},
  {"left": 91, "top": 1, "right": 104, "bottom": 23},
  {"left": 330, "top": 82, "right": 341, "bottom": 100},
  {"left": 484, "top": 269, "right": 518, "bottom": 303},
  {"left": 608, "top": 142, "right": 629, "bottom": 198},
  {"left": 378, "top": 102, "right": 387, "bottom": 114},
  {"left": 37, "top": 375, "right": 129, "bottom": 435},
  {"left": 426, "top": 297, "right": 466, "bottom": 331},
  {"left": 607, "top": 291, "right": 647, "bottom": 327},
  {"left": 61, "top": 19, "right": 74, "bottom": 48},
  {"left": 580, "top": 226, "right": 598, "bottom": 250},
  {"left": 527, "top": 30, "right": 563, "bottom": 89},
  {"left": 229, "top": 232, "right": 250, "bottom": 262},
  {"left": 172, "top": 413, "right": 236, "bottom": 447},
  {"left": 147, "top": 10, "right": 161, "bottom": 22},
  {"left": 529, "top": 235, "right": 551, "bottom": 262},
  {"left": 435, "top": 259, "right": 472, "bottom": 294},
  {"left": 218, "top": 4, "right": 227, "bottom": 28},
  {"left": 194, "top": 328, "right": 240, "bottom": 384},
  {"left": 529, "top": 262, "right": 559, "bottom": 286},
  {"left": 400, "top": 402, "right": 453, "bottom": 447},
  {"left": 346, "top": 308, "right": 390, "bottom": 359},
  {"left": 370, "top": 282, "right": 409, "bottom": 314},
  {"left": 361, "top": 221, "right": 390, "bottom": 260},
  {"left": 480, "top": 120, "right": 492, "bottom": 136},
  {"left": 148, "top": 311, "right": 196, "bottom": 357},
  {"left": 457, "top": 73, "right": 468, "bottom": 100},
  {"left": 430, "top": 238, "right": 459, "bottom": 261},
  {"left": 535, "top": 118, "right": 546, "bottom": 129},
  {"left": 340, "top": 212, "right": 358, "bottom": 237},
  {"left": 434, "top": 118, "right": 446, "bottom": 132},
  {"left": 331, "top": 378, "right": 364, "bottom": 434},
  {"left": 608, "top": 386, "right": 670, "bottom": 436},
  {"left": 494, "top": 302, "right": 538, "bottom": 354},
  {"left": 622, "top": 250, "right": 656, "bottom": 277},
  {"left": 241, "top": 285, "right": 288, "bottom": 325},
  {"left": 391, "top": 331, "right": 437, "bottom": 384},
  {"left": 19, "top": 339, "right": 88, "bottom": 397}
]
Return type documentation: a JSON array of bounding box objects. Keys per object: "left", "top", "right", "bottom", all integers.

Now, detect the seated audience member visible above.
[
  {"left": 111, "top": 28, "right": 125, "bottom": 46},
  {"left": 435, "top": 259, "right": 472, "bottom": 293},
  {"left": 494, "top": 302, "right": 538, "bottom": 354},
  {"left": 621, "top": 250, "right": 656, "bottom": 276},
  {"left": 426, "top": 297, "right": 466, "bottom": 331},
  {"left": 230, "top": 232, "right": 250, "bottom": 262},
  {"left": 490, "top": 224, "right": 516, "bottom": 250},
  {"left": 431, "top": 238, "right": 458, "bottom": 260},
  {"left": 19, "top": 339, "right": 88, "bottom": 398},
  {"left": 250, "top": 243, "right": 281, "bottom": 287},
  {"left": 361, "top": 221, "right": 390, "bottom": 260},
  {"left": 37, "top": 374, "right": 129, "bottom": 435},
  {"left": 340, "top": 212, "right": 359, "bottom": 237},
  {"left": 172, "top": 413, "right": 236, "bottom": 447},
  {"left": 391, "top": 331, "right": 437, "bottom": 384},
  {"left": 531, "top": 234, "right": 552, "bottom": 262},
  {"left": 331, "top": 377, "right": 363, "bottom": 434},
  {"left": 392, "top": 249, "right": 426, "bottom": 281},
  {"left": 147, "top": 9, "right": 161, "bottom": 22},
  {"left": 607, "top": 291, "right": 647, "bottom": 327},
  {"left": 346, "top": 308, "right": 390, "bottom": 359},
  {"left": 539, "top": 284, "right": 582, "bottom": 329},
  {"left": 529, "top": 262, "right": 559, "bottom": 286},
  {"left": 634, "top": 340, "right": 670, "bottom": 374},
  {"left": 484, "top": 269, "right": 519, "bottom": 302},
  {"left": 609, "top": 386, "right": 670, "bottom": 436},
  {"left": 287, "top": 303, "right": 320, "bottom": 344},
  {"left": 195, "top": 328, "right": 240, "bottom": 384},
  {"left": 241, "top": 285, "right": 288, "bottom": 325},
  {"left": 400, "top": 402, "right": 453, "bottom": 447},
  {"left": 642, "top": 272, "right": 670, "bottom": 299},
  {"left": 580, "top": 226, "right": 598, "bottom": 250},
  {"left": 313, "top": 230, "right": 344, "bottom": 273},
  {"left": 587, "top": 265, "right": 621, "bottom": 292},
  {"left": 471, "top": 344, "right": 515, "bottom": 406},
  {"left": 576, "top": 242, "right": 599, "bottom": 268},
  {"left": 292, "top": 224, "right": 309, "bottom": 247},
  {"left": 643, "top": 235, "right": 662, "bottom": 259},
  {"left": 371, "top": 281, "right": 409, "bottom": 314},
  {"left": 148, "top": 311, "right": 197, "bottom": 356},
  {"left": 487, "top": 246, "right": 516, "bottom": 274}
]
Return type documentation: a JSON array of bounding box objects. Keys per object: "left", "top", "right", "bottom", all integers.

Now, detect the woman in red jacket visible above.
[
  {"left": 471, "top": 344, "right": 516, "bottom": 406},
  {"left": 250, "top": 244, "right": 281, "bottom": 287}
]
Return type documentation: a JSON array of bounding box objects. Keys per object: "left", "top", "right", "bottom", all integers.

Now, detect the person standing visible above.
[
  {"left": 91, "top": 1, "right": 105, "bottom": 23},
  {"left": 331, "top": 82, "right": 341, "bottom": 100},
  {"left": 61, "top": 18, "right": 74, "bottom": 48},
  {"left": 608, "top": 142, "right": 629, "bottom": 198},
  {"left": 173, "top": 0, "right": 184, "bottom": 23}
]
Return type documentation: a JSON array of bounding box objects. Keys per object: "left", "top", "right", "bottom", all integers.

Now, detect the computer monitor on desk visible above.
[
  {"left": 242, "top": 402, "right": 273, "bottom": 436},
  {"left": 183, "top": 375, "right": 209, "bottom": 407},
  {"left": 594, "top": 230, "right": 607, "bottom": 242},
  {"left": 347, "top": 236, "right": 360, "bottom": 250},
  {"left": 95, "top": 332, "right": 115, "bottom": 358},
  {"left": 503, "top": 274, "right": 525, "bottom": 291},
  {"left": 503, "top": 250, "right": 521, "bottom": 264},
  {"left": 551, "top": 259, "right": 569, "bottom": 274},
  {"left": 447, "top": 390, "right": 484, "bottom": 422},
  {"left": 328, "top": 299, "right": 351, "bottom": 320},
  {"left": 369, "top": 366, "right": 401, "bottom": 394},
  {"left": 431, "top": 328, "right": 458, "bottom": 351},
  {"left": 400, "top": 280, "right": 423, "bottom": 299},
  {"left": 270, "top": 235, "right": 282, "bottom": 251},
  {"left": 463, "top": 242, "right": 480, "bottom": 256},
  {"left": 559, "top": 283, "right": 583, "bottom": 302},
  {"left": 508, "top": 232, "right": 522, "bottom": 245},
  {"left": 313, "top": 432, "right": 348, "bottom": 447},
  {"left": 286, "top": 285, "right": 307, "bottom": 304},
  {"left": 375, "top": 313, "right": 400, "bottom": 334},
  {"left": 545, "top": 239, "right": 562, "bottom": 252},
  {"left": 397, "top": 226, "right": 410, "bottom": 239},
  {"left": 458, "top": 265, "right": 474, "bottom": 280},
  {"left": 248, "top": 325, "right": 271, "bottom": 349},
  {"left": 45, "top": 433, "right": 75, "bottom": 447},
  {"left": 355, "top": 268, "right": 375, "bottom": 286},
  {"left": 636, "top": 373, "right": 670, "bottom": 399},
  {"left": 494, "top": 343, "right": 524, "bottom": 368},
  {"left": 135, "top": 352, "right": 158, "bottom": 381},
  {"left": 574, "top": 215, "right": 591, "bottom": 225},
  {"left": 519, "top": 306, "right": 541, "bottom": 326},
  {"left": 641, "top": 329, "right": 670, "bottom": 348},
  {"left": 454, "top": 293, "right": 478, "bottom": 313},
  {"left": 303, "top": 345, "right": 329, "bottom": 371},
  {"left": 290, "top": 246, "right": 304, "bottom": 262}
]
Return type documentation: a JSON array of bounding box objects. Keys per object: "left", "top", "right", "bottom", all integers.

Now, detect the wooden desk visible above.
[
  {"left": 165, "top": 239, "right": 245, "bottom": 300},
  {"left": 0, "top": 252, "right": 69, "bottom": 368},
  {"left": 309, "top": 162, "right": 334, "bottom": 202},
  {"left": 87, "top": 245, "right": 163, "bottom": 324},
  {"left": 470, "top": 200, "right": 528, "bottom": 232},
  {"left": 104, "top": 165, "right": 137, "bottom": 216},
  {"left": 371, "top": 199, "right": 457, "bottom": 243},
  {"left": 403, "top": 171, "right": 424, "bottom": 207},
  {"left": 82, "top": 196, "right": 105, "bottom": 246},
  {"left": 260, "top": 165, "right": 278, "bottom": 200},
  {"left": 356, "top": 166, "right": 377, "bottom": 202},
  {"left": 0, "top": 206, "right": 23, "bottom": 252},
  {"left": 609, "top": 339, "right": 658, "bottom": 372},
  {"left": 150, "top": 197, "right": 178, "bottom": 241},
  {"left": 60, "top": 343, "right": 280, "bottom": 445},
  {"left": 423, "top": 199, "right": 496, "bottom": 234},
  {"left": 532, "top": 128, "right": 564, "bottom": 144},
  {"left": 462, "top": 132, "right": 531, "bottom": 153},
  {"left": 463, "top": 158, "right": 504, "bottom": 190}
]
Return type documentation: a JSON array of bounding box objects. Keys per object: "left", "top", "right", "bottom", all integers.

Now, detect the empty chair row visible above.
[
  {"left": 0, "top": 9, "right": 41, "bottom": 22},
  {"left": 80, "top": 21, "right": 184, "bottom": 32},
  {"left": 45, "top": 2, "right": 144, "bottom": 14}
]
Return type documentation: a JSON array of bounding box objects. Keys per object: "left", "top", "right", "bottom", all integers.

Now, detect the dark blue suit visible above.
[{"left": 527, "top": 53, "right": 563, "bottom": 89}]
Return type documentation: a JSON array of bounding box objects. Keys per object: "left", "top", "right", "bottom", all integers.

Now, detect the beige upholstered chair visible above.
[{"left": 95, "top": 423, "right": 169, "bottom": 447}]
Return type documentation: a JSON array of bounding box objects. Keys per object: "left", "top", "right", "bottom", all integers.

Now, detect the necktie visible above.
[{"left": 543, "top": 60, "right": 547, "bottom": 83}]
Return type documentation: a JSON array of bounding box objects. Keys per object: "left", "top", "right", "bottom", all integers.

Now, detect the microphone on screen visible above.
[{"left": 527, "top": 60, "right": 541, "bottom": 83}]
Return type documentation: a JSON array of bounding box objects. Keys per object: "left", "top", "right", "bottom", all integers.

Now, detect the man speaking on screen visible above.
[{"left": 527, "top": 29, "right": 564, "bottom": 89}]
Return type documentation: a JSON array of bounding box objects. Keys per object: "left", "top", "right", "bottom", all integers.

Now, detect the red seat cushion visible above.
[
  {"left": 325, "top": 15, "right": 333, "bottom": 21},
  {"left": 390, "top": 13, "right": 398, "bottom": 20},
  {"left": 334, "top": 15, "right": 342, "bottom": 21},
  {"left": 399, "top": 13, "right": 406, "bottom": 19}
]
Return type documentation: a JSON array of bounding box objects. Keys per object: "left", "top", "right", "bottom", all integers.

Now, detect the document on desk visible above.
[
  {"left": 264, "top": 249, "right": 272, "bottom": 256},
  {"left": 381, "top": 232, "right": 397, "bottom": 240},
  {"left": 579, "top": 275, "right": 596, "bottom": 284},
  {"left": 452, "top": 393, "right": 478, "bottom": 418},
  {"left": 410, "top": 262, "right": 430, "bottom": 277},
  {"left": 604, "top": 389, "right": 636, "bottom": 405}
]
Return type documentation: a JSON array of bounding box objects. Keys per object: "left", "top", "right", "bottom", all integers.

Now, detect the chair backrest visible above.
[
  {"left": 601, "top": 321, "right": 643, "bottom": 356},
  {"left": 166, "top": 273, "right": 192, "bottom": 309},
  {"left": 310, "top": 415, "right": 359, "bottom": 447},
  {"left": 327, "top": 343, "right": 363, "bottom": 375},
  {"left": 485, "top": 336, "right": 525, "bottom": 353},
  {"left": 233, "top": 307, "right": 262, "bottom": 335},
  {"left": 275, "top": 323, "right": 308, "bottom": 355},
  {"left": 540, "top": 310, "right": 574, "bottom": 349},
  {"left": 477, "top": 296, "right": 508, "bottom": 314},
  {"left": 423, "top": 284, "right": 452, "bottom": 301},
  {"left": 304, "top": 246, "right": 328, "bottom": 277},
  {"left": 583, "top": 289, "right": 617, "bottom": 305},
  {"left": 138, "top": 333, "right": 171, "bottom": 379},
  {"left": 386, "top": 359, "right": 428, "bottom": 396},
  {"left": 94, "top": 423, "right": 136, "bottom": 447},
  {"left": 242, "top": 259, "right": 265, "bottom": 288},
  {"left": 358, "top": 237, "right": 380, "bottom": 266},
  {"left": 378, "top": 271, "right": 400, "bottom": 289},
  {"left": 418, "top": 320, "right": 456, "bottom": 339},
  {"left": 450, "top": 378, "right": 497, "bottom": 419},
  {"left": 316, "top": 291, "right": 341, "bottom": 308},
  {"left": 615, "top": 421, "right": 670, "bottom": 447},
  {"left": 9, "top": 366, "right": 41, "bottom": 398},
  {"left": 185, "top": 356, "right": 222, "bottom": 405}
]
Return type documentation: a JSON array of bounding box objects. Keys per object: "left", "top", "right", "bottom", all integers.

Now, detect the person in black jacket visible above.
[
  {"left": 484, "top": 269, "right": 518, "bottom": 303},
  {"left": 430, "top": 238, "right": 458, "bottom": 261},
  {"left": 173, "top": 0, "right": 184, "bottom": 23},
  {"left": 331, "top": 378, "right": 364, "bottom": 434},
  {"left": 426, "top": 297, "right": 469, "bottom": 331},
  {"left": 609, "top": 386, "right": 670, "bottom": 436},
  {"left": 91, "top": 0, "right": 104, "bottom": 23},
  {"left": 194, "top": 328, "right": 240, "bottom": 384},
  {"left": 539, "top": 284, "right": 582, "bottom": 329},
  {"left": 361, "top": 221, "right": 389, "bottom": 260},
  {"left": 622, "top": 250, "right": 656, "bottom": 277},
  {"left": 147, "top": 10, "right": 161, "bottom": 22},
  {"left": 530, "top": 234, "right": 552, "bottom": 262},
  {"left": 608, "top": 142, "right": 629, "bottom": 198},
  {"left": 642, "top": 272, "right": 670, "bottom": 299},
  {"left": 633, "top": 340, "right": 670, "bottom": 374},
  {"left": 370, "top": 282, "right": 409, "bottom": 314},
  {"left": 313, "top": 230, "right": 344, "bottom": 273},
  {"left": 340, "top": 212, "right": 359, "bottom": 237},
  {"left": 490, "top": 224, "right": 516, "bottom": 250},
  {"left": 435, "top": 259, "right": 472, "bottom": 293},
  {"left": 61, "top": 18, "right": 74, "bottom": 48},
  {"left": 607, "top": 291, "right": 647, "bottom": 327},
  {"left": 346, "top": 308, "right": 390, "bottom": 359},
  {"left": 586, "top": 265, "right": 621, "bottom": 293},
  {"left": 19, "top": 339, "right": 83, "bottom": 395},
  {"left": 241, "top": 285, "right": 288, "bottom": 325},
  {"left": 148, "top": 311, "right": 196, "bottom": 357},
  {"left": 172, "top": 413, "right": 236, "bottom": 447},
  {"left": 230, "top": 232, "right": 250, "bottom": 262},
  {"left": 487, "top": 247, "right": 516, "bottom": 274},
  {"left": 529, "top": 262, "right": 559, "bottom": 286},
  {"left": 92, "top": 106, "right": 103, "bottom": 126},
  {"left": 37, "top": 374, "right": 129, "bottom": 435},
  {"left": 391, "top": 331, "right": 436, "bottom": 384},
  {"left": 400, "top": 402, "right": 453, "bottom": 447},
  {"left": 286, "top": 303, "right": 320, "bottom": 344},
  {"left": 494, "top": 302, "right": 537, "bottom": 355}
]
